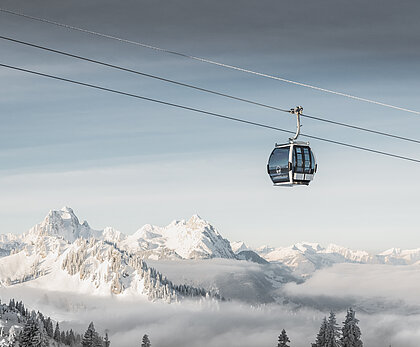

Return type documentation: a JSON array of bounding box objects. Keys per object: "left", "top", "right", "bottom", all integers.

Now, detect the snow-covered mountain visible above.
[
  {"left": 0, "top": 208, "right": 234, "bottom": 301},
  {"left": 377, "top": 247, "right": 420, "bottom": 265},
  {"left": 230, "top": 241, "right": 249, "bottom": 254},
  {"left": 1, "top": 207, "right": 420, "bottom": 305},
  {"left": 2, "top": 208, "right": 234, "bottom": 261},
  {"left": 236, "top": 250, "right": 268, "bottom": 264},
  {"left": 251, "top": 242, "right": 420, "bottom": 277},
  {"left": 261, "top": 242, "right": 371, "bottom": 273},
  {"left": 22, "top": 207, "right": 123, "bottom": 245},
  {"left": 120, "top": 214, "right": 235, "bottom": 260}
]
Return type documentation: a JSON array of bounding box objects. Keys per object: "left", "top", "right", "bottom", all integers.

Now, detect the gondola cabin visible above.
[{"left": 267, "top": 141, "right": 317, "bottom": 186}]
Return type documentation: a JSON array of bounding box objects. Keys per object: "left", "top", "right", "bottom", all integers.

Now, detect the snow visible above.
[
  {"left": 121, "top": 215, "right": 235, "bottom": 260},
  {"left": 248, "top": 241, "right": 420, "bottom": 277},
  {"left": 230, "top": 241, "right": 249, "bottom": 254},
  {"left": 0, "top": 206, "right": 420, "bottom": 305}
]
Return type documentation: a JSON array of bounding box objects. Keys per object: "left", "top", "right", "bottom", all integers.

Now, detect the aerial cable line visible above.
[
  {"left": 1, "top": 63, "right": 419, "bottom": 164},
  {"left": 1, "top": 35, "right": 419, "bottom": 146},
  {"left": 1, "top": 7, "right": 420, "bottom": 116}
]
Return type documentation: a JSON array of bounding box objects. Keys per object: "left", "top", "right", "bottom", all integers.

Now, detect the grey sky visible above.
[{"left": 0, "top": 0, "right": 419, "bottom": 250}]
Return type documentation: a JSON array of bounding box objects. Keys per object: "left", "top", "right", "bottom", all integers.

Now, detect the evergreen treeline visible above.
[
  {"left": 62, "top": 239, "right": 224, "bottom": 302},
  {"left": 277, "top": 308, "right": 363, "bottom": 347},
  {"left": 1, "top": 298, "right": 109, "bottom": 346},
  {"left": 3, "top": 298, "right": 365, "bottom": 347}
]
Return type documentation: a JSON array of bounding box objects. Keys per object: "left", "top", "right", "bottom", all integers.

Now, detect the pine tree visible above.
[
  {"left": 45, "top": 317, "right": 54, "bottom": 338},
  {"left": 277, "top": 329, "right": 290, "bottom": 347},
  {"left": 96, "top": 335, "right": 104, "bottom": 347},
  {"left": 104, "top": 332, "right": 111, "bottom": 347},
  {"left": 341, "top": 308, "right": 363, "bottom": 347},
  {"left": 61, "top": 330, "right": 66, "bottom": 343},
  {"left": 20, "top": 319, "right": 48, "bottom": 347},
  {"left": 54, "top": 322, "right": 61, "bottom": 342},
  {"left": 20, "top": 319, "right": 38, "bottom": 346},
  {"left": 325, "top": 311, "right": 340, "bottom": 347},
  {"left": 82, "top": 322, "right": 96, "bottom": 347},
  {"left": 68, "top": 329, "right": 76, "bottom": 346},
  {"left": 82, "top": 322, "right": 102, "bottom": 347},
  {"left": 8, "top": 325, "right": 18, "bottom": 346},
  {"left": 33, "top": 321, "right": 49, "bottom": 347},
  {"left": 76, "top": 332, "right": 82, "bottom": 345},
  {"left": 312, "top": 317, "right": 327, "bottom": 347},
  {"left": 64, "top": 330, "right": 70, "bottom": 345},
  {"left": 141, "top": 334, "right": 151, "bottom": 347}
]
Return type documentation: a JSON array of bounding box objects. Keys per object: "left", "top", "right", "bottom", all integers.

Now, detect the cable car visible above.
[{"left": 267, "top": 106, "right": 317, "bottom": 186}]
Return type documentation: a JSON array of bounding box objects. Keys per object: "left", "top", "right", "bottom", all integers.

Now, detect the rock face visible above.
[{"left": 236, "top": 250, "right": 268, "bottom": 264}]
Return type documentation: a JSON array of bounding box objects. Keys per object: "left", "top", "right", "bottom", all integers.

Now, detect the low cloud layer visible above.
[
  {"left": 2, "top": 262, "right": 420, "bottom": 347},
  {"left": 284, "top": 263, "right": 420, "bottom": 309}
]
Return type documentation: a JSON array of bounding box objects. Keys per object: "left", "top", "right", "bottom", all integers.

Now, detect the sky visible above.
[{"left": 0, "top": 0, "right": 419, "bottom": 251}]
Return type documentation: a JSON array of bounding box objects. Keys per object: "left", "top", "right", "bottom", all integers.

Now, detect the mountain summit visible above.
[
  {"left": 23, "top": 207, "right": 103, "bottom": 244},
  {"left": 18, "top": 207, "right": 234, "bottom": 260},
  {"left": 121, "top": 214, "right": 235, "bottom": 259},
  {"left": 0, "top": 208, "right": 235, "bottom": 300}
]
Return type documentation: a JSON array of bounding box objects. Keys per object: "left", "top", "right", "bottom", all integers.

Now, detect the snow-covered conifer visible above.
[
  {"left": 82, "top": 322, "right": 101, "bottom": 347},
  {"left": 141, "top": 334, "right": 151, "bottom": 347},
  {"left": 312, "top": 317, "right": 327, "bottom": 347},
  {"left": 325, "top": 312, "right": 340, "bottom": 347},
  {"left": 341, "top": 308, "right": 363, "bottom": 347},
  {"left": 104, "top": 332, "right": 111, "bottom": 347},
  {"left": 277, "top": 329, "right": 290, "bottom": 347},
  {"left": 45, "top": 317, "right": 54, "bottom": 338},
  {"left": 20, "top": 319, "right": 48, "bottom": 347},
  {"left": 8, "top": 325, "right": 18, "bottom": 346},
  {"left": 61, "top": 330, "right": 66, "bottom": 343},
  {"left": 68, "top": 329, "right": 76, "bottom": 346},
  {"left": 54, "top": 322, "right": 61, "bottom": 341}
]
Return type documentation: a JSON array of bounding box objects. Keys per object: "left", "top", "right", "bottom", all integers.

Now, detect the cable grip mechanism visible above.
[{"left": 289, "top": 106, "right": 303, "bottom": 142}]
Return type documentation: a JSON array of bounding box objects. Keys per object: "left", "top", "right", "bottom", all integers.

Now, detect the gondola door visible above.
[{"left": 267, "top": 145, "right": 292, "bottom": 185}]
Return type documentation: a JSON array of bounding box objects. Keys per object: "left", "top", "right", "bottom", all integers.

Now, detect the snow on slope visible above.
[
  {"left": 0, "top": 305, "right": 23, "bottom": 346},
  {"left": 323, "top": 244, "right": 372, "bottom": 263},
  {"left": 21, "top": 207, "right": 123, "bottom": 245},
  {"left": 262, "top": 242, "right": 373, "bottom": 268},
  {"left": 376, "top": 247, "right": 420, "bottom": 264},
  {"left": 120, "top": 214, "right": 235, "bottom": 260},
  {"left": 247, "top": 242, "right": 420, "bottom": 278},
  {"left": 2, "top": 207, "right": 420, "bottom": 305},
  {"left": 0, "top": 208, "right": 234, "bottom": 261},
  {"left": 0, "top": 208, "right": 229, "bottom": 302},
  {"left": 0, "top": 233, "right": 215, "bottom": 302},
  {"left": 230, "top": 241, "right": 249, "bottom": 254}
]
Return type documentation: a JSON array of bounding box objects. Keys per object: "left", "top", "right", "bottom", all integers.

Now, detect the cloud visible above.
[
  {"left": 3, "top": 262, "right": 420, "bottom": 347},
  {"left": 283, "top": 263, "right": 420, "bottom": 308}
]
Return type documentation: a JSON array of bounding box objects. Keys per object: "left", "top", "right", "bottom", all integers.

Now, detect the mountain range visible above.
[{"left": 0, "top": 207, "right": 419, "bottom": 304}]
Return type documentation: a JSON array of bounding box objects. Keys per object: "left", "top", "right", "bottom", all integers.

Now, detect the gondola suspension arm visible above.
[{"left": 290, "top": 106, "right": 303, "bottom": 142}]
